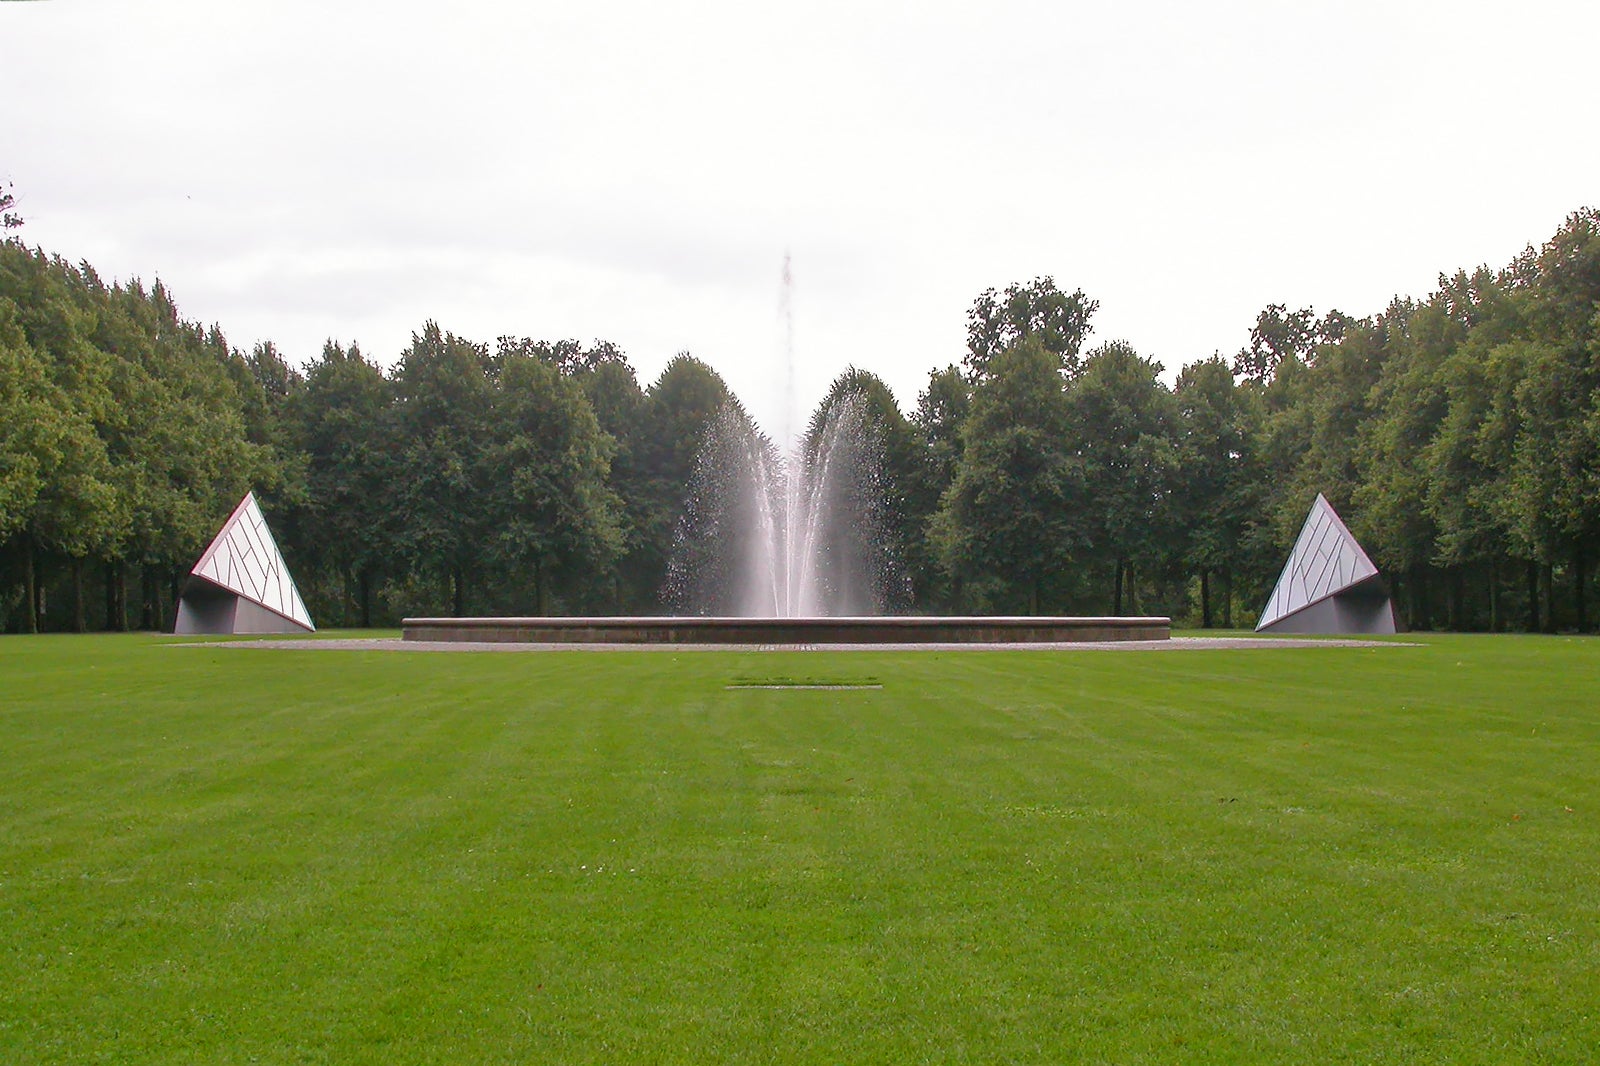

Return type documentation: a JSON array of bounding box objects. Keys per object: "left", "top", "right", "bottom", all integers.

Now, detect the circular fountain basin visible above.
[{"left": 401, "top": 616, "right": 1170, "bottom": 645}]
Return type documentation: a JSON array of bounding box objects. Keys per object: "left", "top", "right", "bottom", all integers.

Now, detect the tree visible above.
[
  {"left": 1173, "top": 356, "right": 1260, "bottom": 626},
  {"left": 1232, "top": 304, "right": 1351, "bottom": 383},
  {"left": 1233, "top": 305, "right": 1399, "bottom": 623},
  {"left": 1417, "top": 268, "right": 1528, "bottom": 630},
  {"left": 485, "top": 353, "right": 623, "bottom": 613},
  {"left": 965, "top": 277, "right": 1098, "bottom": 379},
  {"left": 496, "top": 335, "right": 630, "bottom": 378},
  {"left": 1067, "top": 341, "right": 1179, "bottom": 614},
  {"left": 0, "top": 302, "right": 53, "bottom": 544},
  {"left": 933, "top": 336, "right": 1082, "bottom": 613},
  {"left": 904, "top": 365, "right": 972, "bottom": 610},
  {"left": 1425, "top": 333, "right": 1528, "bottom": 630},
  {"left": 574, "top": 356, "right": 652, "bottom": 611},
  {"left": 391, "top": 322, "right": 496, "bottom": 616},
  {"left": 0, "top": 248, "right": 124, "bottom": 631},
  {"left": 1505, "top": 341, "right": 1599, "bottom": 630},
  {"left": 1334, "top": 310, "right": 1436, "bottom": 618},
  {"left": 1513, "top": 209, "right": 1600, "bottom": 630},
  {"left": 633, "top": 354, "right": 731, "bottom": 606},
  {"left": 491, "top": 336, "right": 650, "bottom": 611},
  {"left": 291, "top": 341, "right": 396, "bottom": 626},
  {"left": 801, "top": 368, "right": 916, "bottom": 613},
  {"left": 0, "top": 295, "right": 116, "bottom": 630},
  {"left": 1, "top": 177, "right": 21, "bottom": 236},
  {"left": 0, "top": 248, "right": 273, "bottom": 631}
]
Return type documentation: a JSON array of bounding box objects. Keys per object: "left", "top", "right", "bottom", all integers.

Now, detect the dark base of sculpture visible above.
[
  {"left": 1254, "top": 581, "right": 1398, "bottom": 636},
  {"left": 175, "top": 579, "right": 315, "bottom": 635}
]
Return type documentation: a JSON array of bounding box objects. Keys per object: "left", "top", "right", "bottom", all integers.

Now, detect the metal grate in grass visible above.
[{"left": 725, "top": 675, "right": 883, "bottom": 690}]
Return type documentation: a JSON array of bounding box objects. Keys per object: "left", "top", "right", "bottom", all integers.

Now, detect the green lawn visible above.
[{"left": 3, "top": 633, "right": 1597, "bottom": 1063}]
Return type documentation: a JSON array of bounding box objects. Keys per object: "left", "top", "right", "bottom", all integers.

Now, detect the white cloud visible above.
[{"left": 5, "top": 0, "right": 1597, "bottom": 436}]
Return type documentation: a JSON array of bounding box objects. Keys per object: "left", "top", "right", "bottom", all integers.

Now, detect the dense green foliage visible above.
[
  {"left": 2, "top": 208, "right": 1598, "bottom": 630},
  {"left": 4, "top": 632, "right": 1598, "bottom": 1062}
]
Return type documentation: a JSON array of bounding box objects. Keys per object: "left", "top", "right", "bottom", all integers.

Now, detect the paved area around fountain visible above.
[{"left": 190, "top": 635, "right": 1410, "bottom": 652}]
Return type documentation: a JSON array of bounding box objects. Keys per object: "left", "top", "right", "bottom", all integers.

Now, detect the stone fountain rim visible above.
[
  {"left": 401, "top": 615, "right": 1172, "bottom": 645},
  {"left": 405, "top": 614, "right": 1170, "bottom": 623}
]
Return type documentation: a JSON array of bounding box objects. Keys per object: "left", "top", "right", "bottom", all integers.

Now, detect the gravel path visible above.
[{"left": 189, "top": 636, "right": 1412, "bottom": 653}]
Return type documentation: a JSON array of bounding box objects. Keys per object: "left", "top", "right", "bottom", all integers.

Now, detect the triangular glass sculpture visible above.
[
  {"left": 1256, "top": 494, "right": 1395, "bottom": 635},
  {"left": 175, "top": 492, "right": 315, "bottom": 634}
]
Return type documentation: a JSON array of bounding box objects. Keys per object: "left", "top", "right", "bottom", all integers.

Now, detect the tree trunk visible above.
[
  {"left": 1405, "top": 563, "right": 1421, "bottom": 630},
  {"left": 1446, "top": 566, "right": 1464, "bottom": 632},
  {"left": 71, "top": 557, "right": 86, "bottom": 634},
  {"left": 1536, "top": 557, "right": 1548, "bottom": 630},
  {"left": 1416, "top": 565, "right": 1435, "bottom": 631},
  {"left": 1029, "top": 576, "right": 1040, "bottom": 617},
  {"left": 146, "top": 567, "right": 165, "bottom": 631},
  {"left": 1421, "top": 566, "right": 1435, "bottom": 630},
  {"left": 1113, "top": 557, "right": 1124, "bottom": 616},
  {"left": 1200, "top": 568, "right": 1212, "bottom": 629},
  {"left": 140, "top": 568, "right": 154, "bottom": 631},
  {"left": 451, "top": 565, "right": 465, "bottom": 617},
  {"left": 1488, "top": 557, "right": 1501, "bottom": 634},
  {"left": 1524, "top": 560, "right": 1539, "bottom": 633},
  {"left": 104, "top": 560, "right": 126, "bottom": 631},
  {"left": 1221, "top": 568, "right": 1234, "bottom": 629},
  {"left": 338, "top": 567, "right": 352, "bottom": 628},
  {"left": 359, "top": 568, "right": 373, "bottom": 629},
  {"left": 144, "top": 568, "right": 167, "bottom": 632},
  {"left": 1575, "top": 546, "right": 1590, "bottom": 633},
  {"left": 534, "top": 557, "right": 549, "bottom": 616},
  {"left": 23, "top": 536, "right": 38, "bottom": 634}
]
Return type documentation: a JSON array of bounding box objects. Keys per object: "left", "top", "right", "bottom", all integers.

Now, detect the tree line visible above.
[{"left": 2, "top": 208, "right": 1596, "bottom": 632}]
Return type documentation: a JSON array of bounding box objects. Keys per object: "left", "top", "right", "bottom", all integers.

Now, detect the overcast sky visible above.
[{"left": 5, "top": 0, "right": 1597, "bottom": 441}]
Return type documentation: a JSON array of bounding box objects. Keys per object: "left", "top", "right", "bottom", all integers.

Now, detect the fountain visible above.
[
  {"left": 663, "top": 394, "right": 902, "bottom": 618},
  {"left": 402, "top": 257, "right": 1169, "bottom": 646}
]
